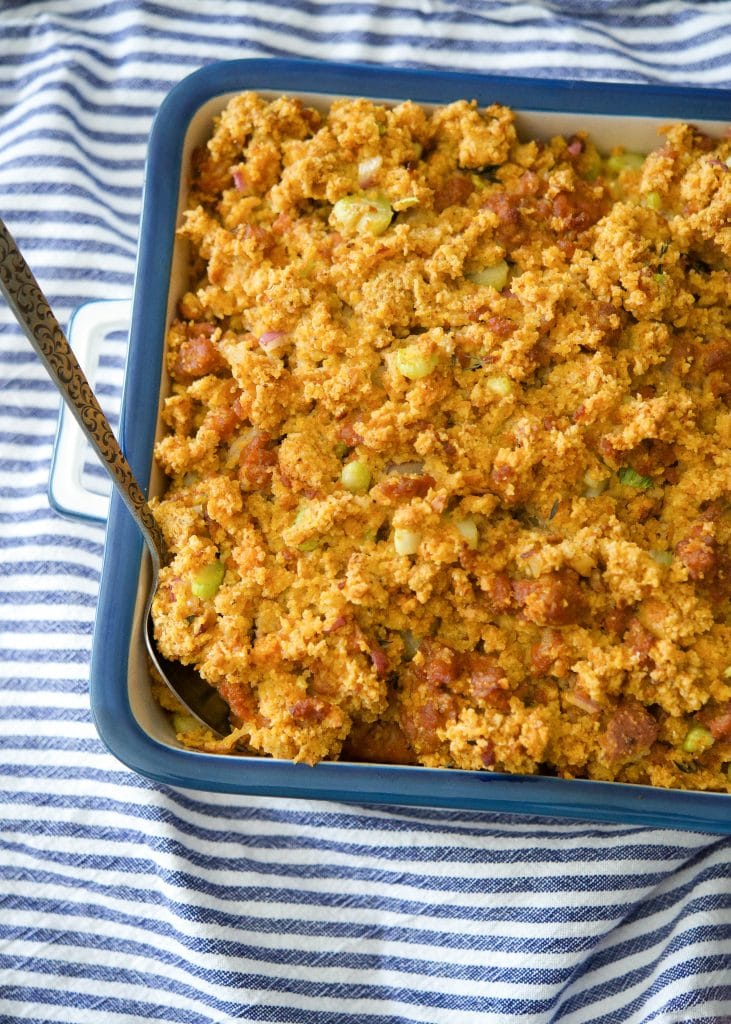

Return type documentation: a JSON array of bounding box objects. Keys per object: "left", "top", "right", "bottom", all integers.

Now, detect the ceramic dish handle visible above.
[{"left": 47, "top": 299, "right": 133, "bottom": 524}]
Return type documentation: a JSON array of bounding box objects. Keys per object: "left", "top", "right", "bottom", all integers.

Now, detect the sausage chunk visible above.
[
  {"left": 397, "top": 640, "right": 460, "bottom": 757},
  {"left": 433, "top": 173, "right": 474, "bottom": 213},
  {"left": 512, "top": 568, "right": 585, "bottom": 626},
  {"left": 415, "top": 639, "right": 461, "bottom": 687},
  {"left": 172, "top": 329, "right": 227, "bottom": 380},
  {"left": 342, "top": 720, "right": 417, "bottom": 765},
  {"left": 676, "top": 523, "right": 718, "bottom": 582},
  {"left": 289, "top": 697, "right": 332, "bottom": 724},
  {"left": 238, "top": 432, "right": 278, "bottom": 491},
  {"left": 601, "top": 702, "right": 658, "bottom": 765},
  {"left": 530, "top": 628, "right": 571, "bottom": 677},
  {"left": 378, "top": 474, "right": 436, "bottom": 502},
  {"left": 465, "top": 652, "right": 509, "bottom": 709}
]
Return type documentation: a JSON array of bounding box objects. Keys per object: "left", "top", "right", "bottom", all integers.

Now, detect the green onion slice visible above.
[{"left": 617, "top": 466, "right": 653, "bottom": 489}]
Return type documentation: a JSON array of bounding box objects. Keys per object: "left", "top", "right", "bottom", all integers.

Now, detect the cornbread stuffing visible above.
[{"left": 150, "top": 92, "right": 731, "bottom": 792}]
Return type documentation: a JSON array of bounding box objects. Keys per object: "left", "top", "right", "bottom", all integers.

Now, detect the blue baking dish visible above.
[{"left": 82, "top": 58, "right": 731, "bottom": 831}]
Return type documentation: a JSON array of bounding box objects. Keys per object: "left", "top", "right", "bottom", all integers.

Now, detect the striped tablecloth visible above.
[{"left": 1, "top": 2, "right": 730, "bottom": 1021}]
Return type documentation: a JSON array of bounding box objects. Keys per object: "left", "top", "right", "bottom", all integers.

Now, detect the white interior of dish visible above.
[{"left": 128, "top": 88, "right": 728, "bottom": 750}]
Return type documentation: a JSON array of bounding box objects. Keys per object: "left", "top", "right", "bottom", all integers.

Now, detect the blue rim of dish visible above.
[{"left": 92, "top": 58, "right": 731, "bottom": 831}]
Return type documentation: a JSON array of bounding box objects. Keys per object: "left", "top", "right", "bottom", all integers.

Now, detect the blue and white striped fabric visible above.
[{"left": 1, "top": 2, "right": 730, "bottom": 1022}]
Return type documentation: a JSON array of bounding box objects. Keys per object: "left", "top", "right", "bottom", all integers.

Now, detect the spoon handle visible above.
[{"left": 0, "top": 216, "right": 166, "bottom": 563}]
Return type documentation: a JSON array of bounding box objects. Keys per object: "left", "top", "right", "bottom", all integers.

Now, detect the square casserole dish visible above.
[{"left": 91, "top": 58, "right": 731, "bottom": 830}]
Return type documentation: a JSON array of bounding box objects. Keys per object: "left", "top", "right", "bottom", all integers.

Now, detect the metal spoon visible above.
[{"left": 0, "top": 216, "right": 230, "bottom": 736}]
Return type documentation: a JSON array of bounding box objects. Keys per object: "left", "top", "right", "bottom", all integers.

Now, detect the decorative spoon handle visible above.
[{"left": 0, "top": 216, "right": 166, "bottom": 564}]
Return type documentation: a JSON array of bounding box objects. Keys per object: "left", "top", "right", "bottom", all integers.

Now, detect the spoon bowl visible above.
[{"left": 0, "top": 216, "right": 230, "bottom": 737}]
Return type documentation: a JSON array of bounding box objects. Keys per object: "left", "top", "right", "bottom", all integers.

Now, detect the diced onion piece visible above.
[
  {"left": 394, "top": 195, "right": 420, "bottom": 209},
  {"left": 682, "top": 724, "right": 714, "bottom": 754},
  {"left": 258, "top": 330, "right": 288, "bottom": 352},
  {"left": 395, "top": 345, "right": 438, "bottom": 380},
  {"left": 399, "top": 629, "right": 420, "bottom": 660},
  {"left": 387, "top": 460, "right": 425, "bottom": 475},
  {"left": 226, "top": 430, "right": 254, "bottom": 469},
  {"left": 172, "top": 711, "right": 204, "bottom": 734},
  {"left": 341, "top": 460, "right": 371, "bottom": 493},
  {"left": 650, "top": 549, "right": 673, "bottom": 566},
  {"left": 455, "top": 517, "right": 479, "bottom": 549},
  {"left": 369, "top": 643, "right": 389, "bottom": 676},
  {"left": 583, "top": 467, "right": 608, "bottom": 497},
  {"left": 644, "top": 191, "right": 662, "bottom": 211},
  {"left": 358, "top": 155, "right": 382, "bottom": 188},
  {"left": 605, "top": 151, "right": 645, "bottom": 175},
  {"left": 723, "top": 666, "right": 731, "bottom": 679},
  {"left": 330, "top": 193, "right": 393, "bottom": 236},
  {"left": 293, "top": 505, "right": 321, "bottom": 552},
  {"left": 564, "top": 689, "right": 601, "bottom": 715},
  {"left": 232, "top": 170, "right": 248, "bottom": 192},
  {"left": 617, "top": 466, "right": 653, "bottom": 489},
  {"left": 466, "top": 259, "right": 509, "bottom": 291},
  {"left": 191, "top": 559, "right": 225, "bottom": 599},
  {"left": 394, "top": 528, "right": 421, "bottom": 556},
  {"left": 485, "top": 375, "right": 513, "bottom": 397}
]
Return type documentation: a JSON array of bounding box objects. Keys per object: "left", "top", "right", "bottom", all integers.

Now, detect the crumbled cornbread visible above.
[{"left": 151, "top": 93, "right": 731, "bottom": 792}]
